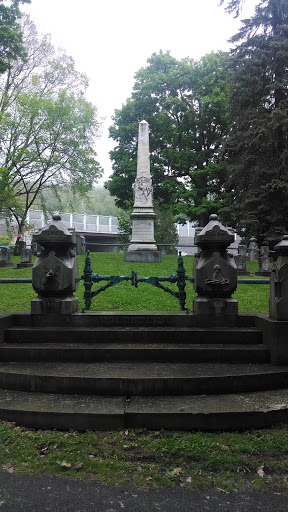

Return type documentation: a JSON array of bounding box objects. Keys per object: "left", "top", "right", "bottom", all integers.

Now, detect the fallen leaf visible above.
[
  {"left": 171, "top": 467, "right": 182, "bottom": 476},
  {"left": 257, "top": 465, "right": 265, "bottom": 478},
  {"left": 61, "top": 461, "right": 71, "bottom": 470},
  {"left": 3, "top": 464, "right": 14, "bottom": 474},
  {"left": 74, "top": 462, "right": 83, "bottom": 471},
  {"left": 186, "top": 477, "right": 192, "bottom": 483}
]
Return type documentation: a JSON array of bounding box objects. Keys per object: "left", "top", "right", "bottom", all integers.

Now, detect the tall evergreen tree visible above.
[
  {"left": 221, "top": 0, "right": 288, "bottom": 244},
  {"left": 105, "top": 51, "right": 230, "bottom": 226}
]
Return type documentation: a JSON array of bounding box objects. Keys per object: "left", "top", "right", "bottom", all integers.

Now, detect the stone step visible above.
[
  {"left": 0, "top": 388, "right": 287, "bottom": 431},
  {"left": 0, "top": 342, "right": 269, "bottom": 363},
  {"left": 0, "top": 361, "right": 286, "bottom": 396},
  {"left": 4, "top": 326, "right": 263, "bottom": 345}
]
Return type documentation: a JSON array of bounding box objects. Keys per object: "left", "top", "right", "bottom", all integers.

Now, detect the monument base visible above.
[
  {"left": 125, "top": 250, "right": 161, "bottom": 263},
  {"left": 255, "top": 271, "right": 271, "bottom": 277},
  {"left": 193, "top": 296, "right": 238, "bottom": 317},
  {"left": 31, "top": 295, "right": 79, "bottom": 315},
  {"left": 237, "top": 271, "right": 251, "bottom": 276},
  {"left": 0, "top": 261, "right": 14, "bottom": 267},
  {"left": 16, "top": 263, "right": 33, "bottom": 269}
]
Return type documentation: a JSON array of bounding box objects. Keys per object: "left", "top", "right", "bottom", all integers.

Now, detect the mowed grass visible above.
[
  {"left": 0, "top": 253, "right": 270, "bottom": 313},
  {"left": 1, "top": 423, "right": 288, "bottom": 491}
]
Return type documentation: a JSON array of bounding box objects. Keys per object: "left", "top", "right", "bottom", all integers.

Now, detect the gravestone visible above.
[
  {"left": 256, "top": 243, "right": 271, "bottom": 276},
  {"left": 13, "top": 235, "right": 26, "bottom": 256},
  {"left": 235, "top": 245, "right": 250, "bottom": 275},
  {"left": 76, "top": 234, "right": 86, "bottom": 255},
  {"left": 269, "top": 235, "right": 288, "bottom": 320},
  {"left": 193, "top": 214, "right": 238, "bottom": 318},
  {"left": 125, "top": 121, "right": 160, "bottom": 263},
  {"left": 248, "top": 237, "right": 259, "bottom": 261},
  {"left": 17, "top": 248, "right": 33, "bottom": 269},
  {"left": 31, "top": 214, "right": 78, "bottom": 315},
  {"left": 0, "top": 247, "right": 14, "bottom": 267}
]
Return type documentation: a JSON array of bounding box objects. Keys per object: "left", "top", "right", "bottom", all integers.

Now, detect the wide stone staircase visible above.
[{"left": 0, "top": 312, "right": 287, "bottom": 431}]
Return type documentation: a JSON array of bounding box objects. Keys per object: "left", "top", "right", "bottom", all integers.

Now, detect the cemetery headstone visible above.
[
  {"left": 125, "top": 120, "right": 160, "bottom": 263},
  {"left": 13, "top": 235, "right": 26, "bottom": 256},
  {"left": 248, "top": 237, "right": 259, "bottom": 261},
  {"left": 269, "top": 235, "right": 288, "bottom": 320},
  {"left": 193, "top": 214, "right": 238, "bottom": 318},
  {"left": 31, "top": 214, "right": 79, "bottom": 314},
  {"left": 256, "top": 242, "right": 271, "bottom": 276},
  {"left": 17, "top": 248, "right": 33, "bottom": 268},
  {"left": 0, "top": 247, "right": 14, "bottom": 267},
  {"left": 76, "top": 234, "right": 86, "bottom": 255},
  {"left": 235, "top": 244, "right": 250, "bottom": 275}
]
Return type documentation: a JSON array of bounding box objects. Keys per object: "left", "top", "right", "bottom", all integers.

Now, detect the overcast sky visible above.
[{"left": 23, "top": 0, "right": 255, "bottom": 184}]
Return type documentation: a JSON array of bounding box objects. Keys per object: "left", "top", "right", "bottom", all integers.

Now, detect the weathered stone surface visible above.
[
  {"left": 256, "top": 244, "right": 271, "bottom": 276},
  {"left": 269, "top": 235, "right": 288, "bottom": 320},
  {"left": 125, "top": 121, "right": 160, "bottom": 262},
  {"left": 17, "top": 248, "right": 33, "bottom": 269},
  {"left": 193, "top": 214, "right": 238, "bottom": 318},
  {"left": 31, "top": 214, "right": 78, "bottom": 315},
  {"left": 13, "top": 236, "right": 26, "bottom": 256},
  {"left": 0, "top": 247, "right": 13, "bottom": 267},
  {"left": 249, "top": 237, "right": 259, "bottom": 261},
  {"left": 235, "top": 245, "right": 250, "bottom": 275}
]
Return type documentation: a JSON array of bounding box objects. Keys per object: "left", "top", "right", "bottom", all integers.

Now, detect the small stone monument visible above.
[
  {"left": 235, "top": 244, "right": 250, "bottom": 275},
  {"left": 248, "top": 237, "right": 259, "bottom": 261},
  {"left": 13, "top": 235, "right": 26, "bottom": 256},
  {"left": 0, "top": 247, "right": 14, "bottom": 267},
  {"left": 17, "top": 248, "right": 33, "bottom": 268},
  {"left": 76, "top": 234, "right": 86, "bottom": 255},
  {"left": 125, "top": 120, "right": 161, "bottom": 263},
  {"left": 193, "top": 214, "right": 238, "bottom": 317},
  {"left": 269, "top": 235, "right": 288, "bottom": 320},
  {"left": 256, "top": 242, "right": 271, "bottom": 276},
  {"left": 31, "top": 214, "right": 78, "bottom": 314}
]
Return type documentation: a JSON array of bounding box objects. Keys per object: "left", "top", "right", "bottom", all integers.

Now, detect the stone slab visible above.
[
  {"left": 124, "top": 250, "right": 161, "bottom": 263},
  {"left": 0, "top": 389, "right": 125, "bottom": 430},
  {"left": 125, "top": 389, "right": 288, "bottom": 430}
]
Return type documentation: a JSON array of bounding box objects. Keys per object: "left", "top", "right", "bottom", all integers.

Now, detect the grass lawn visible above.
[
  {"left": 0, "top": 253, "right": 270, "bottom": 313},
  {"left": 0, "top": 252, "right": 283, "bottom": 491}
]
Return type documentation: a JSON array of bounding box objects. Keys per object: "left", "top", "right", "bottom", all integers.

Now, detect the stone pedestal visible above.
[
  {"left": 31, "top": 214, "right": 78, "bottom": 315},
  {"left": 125, "top": 121, "right": 160, "bottom": 263},
  {"left": 193, "top": 214, "right": 238, "bottom": 319},
  {"left": 269, "top": 235, "right": 288, "bottom": 321},
  {"left": 17, "top": 248, "right": 33, "bottom": 268},
  {"left": 0, "top": 247, "right": 14, "bottom": 267}
]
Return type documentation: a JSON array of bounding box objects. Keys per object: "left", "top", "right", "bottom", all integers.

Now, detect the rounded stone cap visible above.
[
  {"left": 209, "top": 214, "right": 218, "bottom": 221},
  {"left": 52, "top": 214, "right": 61, "bottom": 221},
  {"left": 275, "top": 234, "right": 288, "bottom": 252}
]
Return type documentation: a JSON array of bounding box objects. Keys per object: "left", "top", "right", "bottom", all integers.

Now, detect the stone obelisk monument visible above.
[{"left": 125, "top": 120, "right": 161, "bottom": 262}]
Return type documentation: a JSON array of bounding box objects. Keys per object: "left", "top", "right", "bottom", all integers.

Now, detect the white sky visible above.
[{"left": 23, "top": 0, "right": 255, "bottom": 184}]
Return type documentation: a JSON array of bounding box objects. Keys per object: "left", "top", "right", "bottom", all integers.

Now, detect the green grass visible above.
[
  {"left": 1, "top": 423, "right": 288, "bottom": 490},
  {"left": 0, "top": 253, "right": 270, "bottom": 313}
]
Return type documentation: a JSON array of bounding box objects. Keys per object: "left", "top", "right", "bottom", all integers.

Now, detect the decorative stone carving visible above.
[
  {"left": 31, "top": 214, "right": 78, "bottom": 314},
  {"left": 193, "top": 214, "right": 238, "bottom": 317},
  {"left": 269, "top": 235, "right": 288, "bottom": 320}
]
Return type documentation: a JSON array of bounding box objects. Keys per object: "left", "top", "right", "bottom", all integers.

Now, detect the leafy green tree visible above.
[
  {"left": 220, "top": 0, "right": 288, "bottom": 244},
  {"left": 105, "top": 51, "right": 230, "bottom": 226},
  {"left": 0, "top": 0, "right": 30, "bottom": 74},
  {"left": 154, "top": 207, "right": 178, "bottom": 254},
  {"left": 0, "top": 17, "right": 102, "bottom": 234}
]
